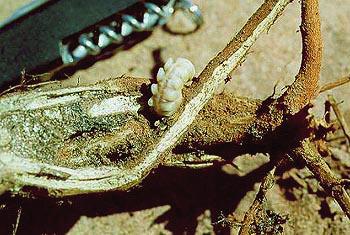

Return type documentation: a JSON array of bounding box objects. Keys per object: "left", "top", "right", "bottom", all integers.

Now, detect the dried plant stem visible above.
[
  {"left": 243, "top": 0, "right": 350, "bottom": 219},
  {"left": 320, "top": 75, "right": 350, "bottom": 93},
  {"left": 12, "top": 206, "right": 22, "bottom": 235},
  {"left": 328, "top": 95, "right": 350, "bottom": 145},
  {"left": 279, "top": 0, "right": 322, "bottom": 115},
  {"left": 238, "top": 168, "right": 276, "bottom": 235},
  {"left": 290, "top": 140, "right": 350, "bottom": 218},
  {"left": 247, "top": 0, "right": 322, "bottom": 142},
  {"left": 283, "top": 0, "right": 350, "bottom": 218}
]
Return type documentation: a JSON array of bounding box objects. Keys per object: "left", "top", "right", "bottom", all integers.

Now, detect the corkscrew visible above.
[{"left": 0, "top": 0, "right": 203, "bottom": 89}]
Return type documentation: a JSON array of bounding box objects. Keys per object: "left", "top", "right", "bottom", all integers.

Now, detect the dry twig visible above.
[
  {"left": 328, "top": 95, "right": 350, "bottom": 145},
  {"left": 320, "top": 75, "right": 350, "bottom": 93},
  {"left": 12, "top": 206, "right": 22, "bottom": 235},
  {"left": 239, "top": 168, "right": 276, "bottom": 235},
  {"left": 290, "top": 140, "right": 350, "bottom": 218}
]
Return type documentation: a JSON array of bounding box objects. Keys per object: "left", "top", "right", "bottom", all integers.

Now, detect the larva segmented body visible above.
[{"left": 148, "top": 57, "right": 195, "bottom": 116}]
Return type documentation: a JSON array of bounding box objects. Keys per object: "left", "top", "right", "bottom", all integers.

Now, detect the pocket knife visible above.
[{"left": 0, "top": 0, "right": 203, "bottom": 89}]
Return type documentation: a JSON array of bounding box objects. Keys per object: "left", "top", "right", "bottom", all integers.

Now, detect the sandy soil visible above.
[{"left": 0, "top": 0, "right": 350, "bottom": 234}]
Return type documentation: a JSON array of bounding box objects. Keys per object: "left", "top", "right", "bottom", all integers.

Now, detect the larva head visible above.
[{"left": 175, "top": 58, "right": 195, "bottom": 82}]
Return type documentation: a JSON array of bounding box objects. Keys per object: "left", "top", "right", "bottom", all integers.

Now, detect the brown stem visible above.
[
  {"left": 328, "top": 95, "right": 350, "bottom": 145},
  {"left": 238, "top": 168, "right": 276, "bottom": 235},
  {"left": 279, "top": 0, "right": 322, "bottom": 115},
  {"left": 290, "top": 140, "right": 350, "bottom": 218},
  {"left": 320, "top": 75, "right": 350, "bottom": 93},
  {"left": 248, "top": 0, "right": 323, "bottom": 142}
]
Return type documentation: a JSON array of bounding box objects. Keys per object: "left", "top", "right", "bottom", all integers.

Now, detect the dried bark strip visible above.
[{"left": 0, "top": 77, "right": 158, "bottom": 196}]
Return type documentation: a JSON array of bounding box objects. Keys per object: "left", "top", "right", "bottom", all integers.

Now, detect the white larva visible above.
[{"left": 148, "top": 57, "right": 195, "bottom": 116}]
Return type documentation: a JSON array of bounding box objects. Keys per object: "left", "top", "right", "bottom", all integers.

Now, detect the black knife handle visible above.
[{"left": 0, "top": 0, "right": 142, "bottom": 88}]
